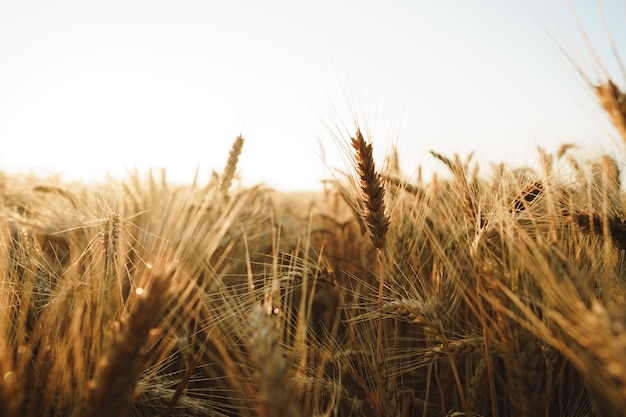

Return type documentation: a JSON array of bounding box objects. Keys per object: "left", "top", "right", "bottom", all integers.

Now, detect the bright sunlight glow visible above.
[{"left": 1, "top": 1, "right": 626, "bottom": 191}]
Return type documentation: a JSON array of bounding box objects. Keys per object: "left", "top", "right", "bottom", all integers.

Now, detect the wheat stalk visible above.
[{"left": 351, "top": 128, "right": 391, "bottom": 367}]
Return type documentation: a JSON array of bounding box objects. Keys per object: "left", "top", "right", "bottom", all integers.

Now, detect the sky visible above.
[{"left": 1, "top": 0, "right": 626, "bottom": 191}]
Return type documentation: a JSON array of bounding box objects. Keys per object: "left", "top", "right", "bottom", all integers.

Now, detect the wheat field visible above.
[{"left": 3, "top": 39, "right": 626, "bottom": 417}]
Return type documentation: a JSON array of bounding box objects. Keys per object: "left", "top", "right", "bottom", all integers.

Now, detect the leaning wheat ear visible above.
[
  {"left": 80, "top": 263, "right": 175, "bottom": 417},
  {"left": 549, "top": 2, "right": 626, "bottom": 146},
  {"left": 596, "top": 80, "right": 626, "bottom": 145}
]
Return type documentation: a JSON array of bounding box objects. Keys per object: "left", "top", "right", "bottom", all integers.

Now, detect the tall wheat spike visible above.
[
  {"left": 351, "top": 129, "right": 390, "bottom": 251},
  {"left": 220, "top": 135, "right": 245, "bottom": 194}
]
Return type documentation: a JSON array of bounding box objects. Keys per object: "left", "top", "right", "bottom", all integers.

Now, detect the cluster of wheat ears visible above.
[{"left": 5, "top": 39, "right": 626, "bottom": 417}]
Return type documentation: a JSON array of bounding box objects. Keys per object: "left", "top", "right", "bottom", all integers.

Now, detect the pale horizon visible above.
[{"left": 1, "top": 1, "right": 626, "bottom": 191}]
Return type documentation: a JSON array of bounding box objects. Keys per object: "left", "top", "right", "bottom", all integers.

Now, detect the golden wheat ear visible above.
[
  {"left": 220, "top": 135, "right": 244, "bottom": 194},
  {"left": 248, "top": 304, "right": 301, "bottom": 417},
  {"left": 79, "top": 263, "right": 175, "bottom": 417},
  {"left": 351, "top": 128, "right": 390, "bottom": 250},
  {"left": 595, "top": 80, "right": 626, "bottom": 145},
  {"left": 351, "top": 128, "right": 392, "bottom": 368}
]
